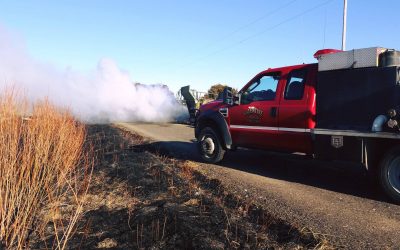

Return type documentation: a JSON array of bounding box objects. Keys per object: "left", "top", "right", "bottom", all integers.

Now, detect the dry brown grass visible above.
[{"left": 0, "top": 90, "right": 93, "bottom": 249}]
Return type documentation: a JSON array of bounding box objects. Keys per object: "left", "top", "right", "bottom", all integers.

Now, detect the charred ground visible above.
[{"left": 32, "top": 125, "right": 331, "bottom": 249}]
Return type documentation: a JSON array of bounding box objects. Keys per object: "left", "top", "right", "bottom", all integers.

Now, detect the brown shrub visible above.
[{"left": 0, "top": 90, "right": 92, "bottom": 249}]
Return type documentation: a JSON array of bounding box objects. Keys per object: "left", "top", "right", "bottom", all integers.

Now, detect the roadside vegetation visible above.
[
  {"left": 0, "top": 91, "right": 93, "bottom": 249},
  {"left": 58, "top": 124, "right": 333, "bottom": 249},
  {"left": 0, "top": 90, "right": 332, "bottom": 249}
]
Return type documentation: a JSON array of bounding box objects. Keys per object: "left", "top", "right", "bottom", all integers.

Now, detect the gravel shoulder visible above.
[{"left": 117, "top": 122, "right": 400, "bottom": 249}]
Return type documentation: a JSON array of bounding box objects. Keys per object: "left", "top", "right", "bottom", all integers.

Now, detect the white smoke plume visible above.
[{"left": 0, "top": 25, "right": 187, "bottom": 123}]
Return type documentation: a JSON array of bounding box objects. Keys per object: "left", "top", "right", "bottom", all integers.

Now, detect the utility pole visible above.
[{"left": 341, "top": 0, "right": 348, "bottom": 51}]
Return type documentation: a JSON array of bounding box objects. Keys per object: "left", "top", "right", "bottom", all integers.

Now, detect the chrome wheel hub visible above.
[{"left": 201, "top": 137, "right": 215, "bottom": 155}]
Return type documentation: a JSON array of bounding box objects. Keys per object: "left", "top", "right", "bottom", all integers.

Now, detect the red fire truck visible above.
[{"left": 195, "top": 47, "right": 400, "bottom": 203}]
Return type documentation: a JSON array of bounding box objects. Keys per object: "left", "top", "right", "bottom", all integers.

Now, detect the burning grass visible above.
[{"left": 0, "top": 91, "right": 93, "bottom": 249}]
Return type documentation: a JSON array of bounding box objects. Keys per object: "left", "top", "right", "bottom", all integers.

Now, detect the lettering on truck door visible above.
[{"left": 228, "top": 72, "right": 283, "bottom": 149}]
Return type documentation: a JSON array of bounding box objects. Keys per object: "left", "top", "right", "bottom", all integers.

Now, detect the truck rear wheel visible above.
[
  {"left": 198, "top": 127, "right": 225, "bottom": 163},
  {"left": 379, "top": 148, "right": 400, "bottom": 204}
]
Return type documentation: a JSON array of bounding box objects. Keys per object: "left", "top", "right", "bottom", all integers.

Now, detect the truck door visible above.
[
  {"left": 278, "top": 65, "right": 316, "bottom": 154},
  {"left": 229, "top": 72, "right": 282, "bottom": 149}
]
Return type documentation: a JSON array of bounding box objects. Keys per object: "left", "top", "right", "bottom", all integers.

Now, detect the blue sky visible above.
[{"left": 1, "top": 0, "right": 400, "bottom": 93}]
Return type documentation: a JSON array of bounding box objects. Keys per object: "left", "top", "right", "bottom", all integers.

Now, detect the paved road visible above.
[{"left": 117, "top": 122, "right": 400, "bottom": 249}]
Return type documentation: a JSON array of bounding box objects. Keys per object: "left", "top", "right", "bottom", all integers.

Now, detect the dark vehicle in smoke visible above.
[{"left": 179, "top": 86, "right": 198, "bottom": 124}]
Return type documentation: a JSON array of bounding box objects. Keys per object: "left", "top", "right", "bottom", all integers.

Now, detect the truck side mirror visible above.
[
  {"left": 222, "top": 87, "right": 233, "bottom": 105},
  {"left": 234, "top": 93, "right": 240, "bottom": 105}
]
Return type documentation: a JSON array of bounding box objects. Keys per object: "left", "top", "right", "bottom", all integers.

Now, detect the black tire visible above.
[
  {"left": 197, "top": 127, "right": 225, "bottom": 163},
  {"left": 379, "top": 148, "right": 400, "bottom": 204}
]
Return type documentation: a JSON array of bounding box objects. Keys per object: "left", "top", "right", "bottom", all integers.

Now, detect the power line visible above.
[
  {"left": 182, "top": 0, "right": 335, "bottom": 68},
  {"left": 198, "top": 0, "right": 299, "bottom": 51},
  {"left": 160, "top": 0, "right": 298, "bottom": 69}
]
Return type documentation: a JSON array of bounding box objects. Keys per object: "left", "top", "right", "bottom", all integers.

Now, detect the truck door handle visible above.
[{"left": 270, "top": 107, "right": 277, "bottom": 118}]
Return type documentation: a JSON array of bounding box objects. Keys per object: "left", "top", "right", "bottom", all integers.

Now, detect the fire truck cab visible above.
[{"left": 195, "top": 47, "right": 400, "bottom": 203}]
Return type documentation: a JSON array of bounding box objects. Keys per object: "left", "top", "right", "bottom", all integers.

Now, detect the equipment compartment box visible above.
[
  {"left": 318, "top": 47, "right": 386, "bottom": 71},
  {"left": 316, "top": 66, "right": 400, "bottom": 131}
]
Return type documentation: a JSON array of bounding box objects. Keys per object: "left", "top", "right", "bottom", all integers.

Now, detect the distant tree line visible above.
[{"left": 206, "top": 84, "right": 238, "bottom": 100}]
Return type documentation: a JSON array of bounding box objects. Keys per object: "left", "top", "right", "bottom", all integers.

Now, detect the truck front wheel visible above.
[
  {"left": 379, "top": 148, "right": 400, "bottom": 204},
  {"left": 198, "top": 127, "right": 225, "bottom": 163}
]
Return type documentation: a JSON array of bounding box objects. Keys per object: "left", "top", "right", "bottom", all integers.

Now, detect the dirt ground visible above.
[
  {"left": 117, "top": 122, "right": 400, "bottom": 249},
  {"left": 31, "top": 125, "right": 332, "bottom": 249}
]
